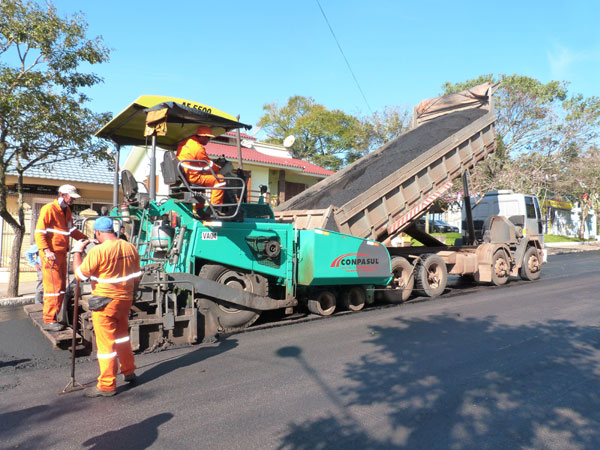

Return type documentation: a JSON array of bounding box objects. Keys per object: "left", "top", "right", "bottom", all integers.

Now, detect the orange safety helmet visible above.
[{"left": 195, "top": 126, "right": 215, "bottom": 137}]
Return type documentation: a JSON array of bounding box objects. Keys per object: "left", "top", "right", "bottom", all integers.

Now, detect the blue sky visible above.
[{"left": 54, "top": 0, "right": 599, "bottom": 136}]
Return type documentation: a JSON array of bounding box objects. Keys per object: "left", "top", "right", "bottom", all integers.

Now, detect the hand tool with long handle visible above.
[{"left": 59, "top": 278, "right": 85, "bottom": 395}]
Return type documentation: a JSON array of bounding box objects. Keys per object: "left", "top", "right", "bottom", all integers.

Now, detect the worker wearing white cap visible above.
[{"left": 34, "top": 184, "right": 87, "bottom": 331}]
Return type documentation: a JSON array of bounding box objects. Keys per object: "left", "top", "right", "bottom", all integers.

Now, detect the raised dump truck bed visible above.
[
  {"left": 275, "top": 85, "right": 496, "bottom": 244},
  {"left": 276, "top": 84, "right": 544, "bottom": 300}
]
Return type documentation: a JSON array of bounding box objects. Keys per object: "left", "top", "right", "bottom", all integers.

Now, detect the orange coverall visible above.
[
  {"left": 35, "top": 200, "right": 87, "bottom": 323},
  {"left": 75, "top": 239, "right": 142, "bottom": 392},
  {"left": 176, "top": 136, "right": 225, "bottom": 205}
]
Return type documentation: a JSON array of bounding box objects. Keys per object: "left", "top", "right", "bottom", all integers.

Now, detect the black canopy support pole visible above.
[
  {"left": 113, "top": 143, "right": 121, "bottom": 207},
  {"left": 150, "top": 135, "right": 157, "bottom": 201}
]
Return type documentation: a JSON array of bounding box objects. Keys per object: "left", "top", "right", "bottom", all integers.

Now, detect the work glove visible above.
[{"left": 71, "top": 239, "right": 90, "bottom": 254}]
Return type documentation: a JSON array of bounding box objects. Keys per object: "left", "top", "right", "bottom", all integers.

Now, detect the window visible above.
[{"left": 525, "top": 196, "right": 537, "bottom": 219}]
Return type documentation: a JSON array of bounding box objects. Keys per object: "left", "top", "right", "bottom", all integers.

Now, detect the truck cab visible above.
[{"left": 462, "top": 190, "right": 544, "bottom": 243}]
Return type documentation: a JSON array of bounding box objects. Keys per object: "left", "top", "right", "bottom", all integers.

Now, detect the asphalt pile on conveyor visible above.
[{"left": 276, "top": 108, "right": 488, "bottom": 212}]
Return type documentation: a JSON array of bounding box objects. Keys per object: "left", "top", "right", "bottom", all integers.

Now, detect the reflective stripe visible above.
[
  {"left": 44, "top": 291, "right": 66, "bottom": 297},
  {"left": 202, "top": 221, "right": 222, "bottom": 227},
  {"left": 97, "top": 352, "right": 117, "bottom": 359},
  {"left": 69, "top": 227, "right": 78, "bottom": 233},
  {"left": 214, "top": 182, "right": 227, "bottom": 187},
  {"left": 181, "top": 162, "right": 211, "bottom": 172},
  {"left": 35, "top": 229, "right": 47, "bottom": 234},
  {"left": 47, "top": 228, "right": 71, "bottom": 235},
  {"left": 89, "top": 271, "right": 143, "bottom": 284},
  {"left": 75, "top": 266, "right": 88, "bottom": 281},
  {"left": 115, "top": 336, "right": 130, "bottom": 344}
]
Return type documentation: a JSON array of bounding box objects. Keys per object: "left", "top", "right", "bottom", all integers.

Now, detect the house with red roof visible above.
[
  {"left": 123, "top": 132, "right": 333, "bottom": 206},
  {"left": 1, "top": 157, "right": 116, "bottom": 279}
]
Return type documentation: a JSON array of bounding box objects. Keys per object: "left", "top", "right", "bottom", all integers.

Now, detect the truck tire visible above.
[
  {"left": 414, "top": 254, "right": 447, "bottom": 298},
  {"left": 382, "top": 257, "right": 414, "bottom": 303},
  {"left": 307, "top": 291, "right": 336, "bottom": 316},
  {"left": 340, "top": 286, "right": 366, "bottom": 311},
  {"left": 491, "top": 249, "right": 510, "bottom": 286},
  {"left": 519, "top": 246, "right": 541, "bottom": 281},
  {"left": 199, "top": 264, "right": 267, "bottom": 330}
]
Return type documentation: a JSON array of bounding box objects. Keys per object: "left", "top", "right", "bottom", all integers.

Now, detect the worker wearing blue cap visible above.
[{"left": 72, "top": 216, "right": 142, "bottom": 397}]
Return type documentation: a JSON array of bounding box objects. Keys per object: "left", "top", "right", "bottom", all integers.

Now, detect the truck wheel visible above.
[
  {"left": 519, "top": 246, "right": 541, "bottom": 281},
  {"left": 199, "top": 265, "right": 267, "bottom": 330},
  {"left": 491, "top": 249, "right": 510, "bottom": 286},
  {"left": 383, "top": 257, "right": 414, "bottom": 303},
  {"left": 415, "top": 254, "right": 447, "bottom": 298},
  {"left": 340, "top": 286, "right": 366, "bottom": 311},
  {"left": 307, "top": 291, "right": 336, "bottom": 316}
]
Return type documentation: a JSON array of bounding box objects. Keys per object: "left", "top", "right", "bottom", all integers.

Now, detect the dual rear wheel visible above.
[{"left": 307, "top": 287, "right": 367, "bottom": 316}]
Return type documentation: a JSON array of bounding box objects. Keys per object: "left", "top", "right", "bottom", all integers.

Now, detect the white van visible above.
[{"left": 462, "top": 190, "right": 544, "bottom": 243}]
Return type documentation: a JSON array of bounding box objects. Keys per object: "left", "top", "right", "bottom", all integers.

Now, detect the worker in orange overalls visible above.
[
  {"left": 35, "top": 184, "right": 88, "bottom": 332},
  {"left": 176, "top": 126, "right": 225, "bottom": 205},
  {"left": 72, "top": 216, "right": 142, "bottom": 397}
]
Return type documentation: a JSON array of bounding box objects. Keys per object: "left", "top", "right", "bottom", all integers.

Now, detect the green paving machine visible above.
[{"left": 91, "top": 96, "right": 392, "bottom": 350}]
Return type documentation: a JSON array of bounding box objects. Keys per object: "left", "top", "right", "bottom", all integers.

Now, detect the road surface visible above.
[{"left": 1, "top": 251, "right": 599, "bottom": 449}]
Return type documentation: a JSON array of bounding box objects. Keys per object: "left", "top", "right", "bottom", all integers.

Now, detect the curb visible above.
[
  {"left": 544, "top": 241, "right": 599, "bottom": 247},
  {"left": 0, "top": 295, "right": 35, "bottom": 307}
]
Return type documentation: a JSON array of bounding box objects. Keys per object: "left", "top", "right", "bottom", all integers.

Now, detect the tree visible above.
[
  {"left": 258, "top": 97, "right": 409, "bottom": 171},
  {"left": 0, "top": 0, "right": 111, "bottom": 297},
  {"left": 258, "top": 96, "right": 369, "bottom": 171},
  {"left": 555, "top": 146, "right": 600, "bottom": 238},
  {"left": 442, "top": 75, "right": 587, "bottom": 204},
  {"left": 360, "top": 105, "right": 411, "bottom": 151}
]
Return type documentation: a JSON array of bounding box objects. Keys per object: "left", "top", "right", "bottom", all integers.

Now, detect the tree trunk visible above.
[
  {"left": 5, "top": 169, "right": 27, "bottom": 298},
  {"left": 7, "top": 222, "right": 24, "bottom": 297}
]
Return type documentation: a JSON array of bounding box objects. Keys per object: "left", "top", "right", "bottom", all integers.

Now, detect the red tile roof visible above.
[
  {"left": 206, "top": 142, "right": 333, "bottom": 177},
  {"left": 224, "top": 131, "right": 255, "bottom": 140}
]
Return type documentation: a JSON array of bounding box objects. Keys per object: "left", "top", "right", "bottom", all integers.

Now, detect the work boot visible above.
[
  {"left": 42, "top": 322, "right": 65, "bottom": 332},
  {"left": 123, "top": 373, "right": 137, "bottom": 383},
  {"left": 84, "top": 386, "right": 117, "bottom": 398}
]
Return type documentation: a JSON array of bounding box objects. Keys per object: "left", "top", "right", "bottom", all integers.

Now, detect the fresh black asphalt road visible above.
[{"left": 1, "top": 251, "right": 599, "bottom": 449}]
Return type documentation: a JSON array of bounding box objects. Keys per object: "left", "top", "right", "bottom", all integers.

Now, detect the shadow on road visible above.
[
  {"left": 134, "top": 337, "right": 239, "bottom": 385},
  {"left": 81, "top": 412, "right": 173, "bottom": 449},
  {"left": 0, "top": 358, "right": 31, "bottom": 369},
  {"left": 275, "top": 314, "right": 600, "bottom": 449}
]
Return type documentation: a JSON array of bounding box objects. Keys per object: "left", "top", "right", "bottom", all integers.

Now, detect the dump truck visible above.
[{"left": 275, "top": 82, "right": 544, "bottom": 301}]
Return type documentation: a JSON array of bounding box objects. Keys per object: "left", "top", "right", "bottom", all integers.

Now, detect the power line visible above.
[{"left": 315, "top": 0, "right": 373, "bottom": 113}]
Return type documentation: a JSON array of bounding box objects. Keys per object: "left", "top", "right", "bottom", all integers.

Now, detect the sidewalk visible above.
[
  {"left": 0, "top": 279, "right": 39, "bottom": 306},
  {"left": 1, "top": 242, "right": 598, "bottom": 305},
  {"left": 545, "top": 240, "right": 600, "bottom": 255}
]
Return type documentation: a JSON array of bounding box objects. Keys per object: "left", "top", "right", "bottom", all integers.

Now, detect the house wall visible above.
[
  {"left": 125, "top": 146, "right": 326, "bottom": 207},
  {"left": 1, "top": 178, "right": 113, "bottom": 274}
]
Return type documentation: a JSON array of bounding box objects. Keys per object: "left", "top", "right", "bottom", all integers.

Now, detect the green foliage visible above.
[
  {"left": 544, "top": 234, "right": 596, "bottom": 243},
  {"left": 0, "top": 0, "right": 111, "bottom": 295},
  {"left": 0, "top": 0, "right": 112, "bottom": 174},
  {"left": 258, "top": 96, "right": 369, "bottom": 171},
  {"left": 258, "top": 96, "right": 409, "bottom": 171}
]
